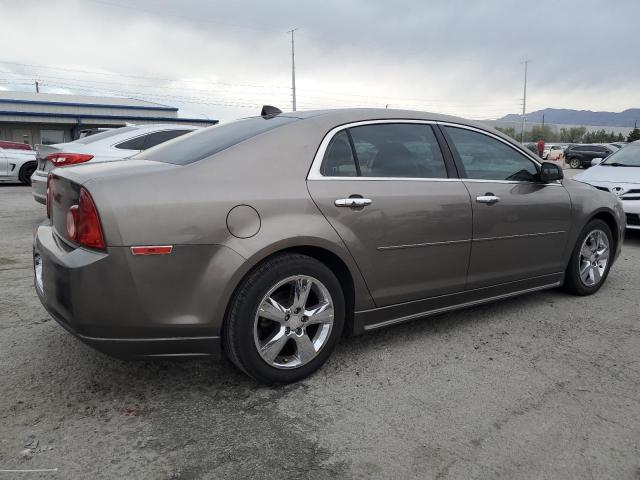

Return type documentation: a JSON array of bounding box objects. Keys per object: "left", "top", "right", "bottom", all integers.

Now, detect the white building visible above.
[{"left": 0, "top": 91, "right": 217, "bottom": 145}]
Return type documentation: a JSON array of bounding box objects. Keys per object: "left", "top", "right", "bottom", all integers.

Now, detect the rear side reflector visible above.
[
  {"left": 130, "top": 246, "right": 173, "bottom": 256},
  {"left": 46, "top": 153, "right": 94, "bottom": 166}
]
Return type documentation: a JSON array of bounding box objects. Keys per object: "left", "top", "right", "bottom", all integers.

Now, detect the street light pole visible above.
[
  {"left": 520, "top": 60, "right": 529, "bottom": 143},
  {"left": 288, "top": 28, "right": 298, "bottom": 111}
]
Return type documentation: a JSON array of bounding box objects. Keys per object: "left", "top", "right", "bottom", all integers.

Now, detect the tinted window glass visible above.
[
  {"left": 445, "top": 126, "right": 538, "bottom": 181},
  {"left": 74, "top": 126, "right": 138, "bottom": 145},
  {"left": 601, "top": 143, "right": 640, "bottom": 166},
  {"left": 320, "top": 131, "right": 357, "bottom": 177},
  {"left": 137, "top": 116, "right": 298, "bottom": 165},
  {"left": 349, "top": 123, "right": 447, "bottom": 178},
  {"left": 142, "top": 130, "right": 192, "bottom": 149},
  {"left": 115, "top": 134, "right": 148, "bottom": 150}
]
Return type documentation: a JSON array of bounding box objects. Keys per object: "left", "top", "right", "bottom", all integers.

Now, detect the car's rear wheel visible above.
[
  {"left": 18, "top": 161, "right": 37, "bottom": 185},
  {"left": 564, "top": 219, "right": 613, "bottom": 295},
  {"left": 569, "top": 157, "right": 581, "bottom": 169},
  {"left": 223, "top": 253, "right": 344, "bottom": 384}
]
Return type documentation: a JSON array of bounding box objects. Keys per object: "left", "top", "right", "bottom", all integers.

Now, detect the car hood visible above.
[{"left": 573, "top": 165, "right": 640, "bottom": 184}]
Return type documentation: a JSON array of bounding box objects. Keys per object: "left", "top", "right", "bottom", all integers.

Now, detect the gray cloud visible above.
[{"left": 0, "top": 0, "right": 637, "bottom": 121}]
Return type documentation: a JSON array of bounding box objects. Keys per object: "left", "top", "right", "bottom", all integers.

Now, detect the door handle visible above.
[
  {"left": 476, "top": 194, "right": 500, "bottom": 204},
  {"left": 335, "top": 197, "right": 372, "bottom": 208}
]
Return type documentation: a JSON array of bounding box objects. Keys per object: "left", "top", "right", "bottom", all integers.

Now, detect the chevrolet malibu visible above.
[{"left": 34, "top": 108, "right": 625, "bottom": 384}]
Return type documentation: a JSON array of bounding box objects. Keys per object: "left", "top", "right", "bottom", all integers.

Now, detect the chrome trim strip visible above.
[
  {"left": 77, "top": 334, "right": 220, "bottom": 342},
  {"left": 464, "top": 178, "right": 562, "bottom": 186},
  {"left": 378, "top": 239, "right": 471, "bottom": 251},
  {"left": 363, "top": 281, "right": 561, "bottom": 331},
  {"left": 474, "top": 230, "right": 566, "bottom": 242},
  {"left": 308, "top": 176, "right": 461, "bottom": 182}
]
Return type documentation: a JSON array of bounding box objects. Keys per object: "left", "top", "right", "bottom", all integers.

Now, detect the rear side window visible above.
[
  {"left": 141, "top": 130, "right": 192, "bottom": 149},
  {"left": 136, "top": 116, "right": 299, "bottom": 165},
  {"left": 115, "top": 135, "right": 147, "bottom": 150},
  {"left": 320, "top": 131, "right": 358, "bottom": 177},
  {"left": 320, "top": 123, "right": 448, "bottom": 178}
]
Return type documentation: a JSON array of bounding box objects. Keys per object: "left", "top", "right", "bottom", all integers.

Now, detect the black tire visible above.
[
  {"left": 223, "top": 253, "right": 345, "bottom": 384},
  {"left": 18, "top": 161, "right": 37, "bottom": 186},
  {"left": 569, "top": 157, "right": 581, "bottom": 169},
  {"left": 564, "top": 219, "right": 614, "bottom": 296}
]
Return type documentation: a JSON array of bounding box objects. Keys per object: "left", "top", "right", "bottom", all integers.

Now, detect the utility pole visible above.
[
  {"left": 288, "top": 28, "right": 298, "bottom": 111},
  {"left": 35, "top": 80, "right": 39, "bottom": 93},
  {"left": 520, "top": 60, "right": 529, "bottom": 143}
]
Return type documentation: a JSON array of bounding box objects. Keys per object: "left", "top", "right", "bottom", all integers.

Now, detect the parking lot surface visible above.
[{"left": 1, "top": 181, "right": 639, "bottom": 480}]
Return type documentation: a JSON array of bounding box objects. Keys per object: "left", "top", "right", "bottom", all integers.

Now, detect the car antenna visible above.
[{"left": 261, "top": 105, "right": 282, "bottom": 118}]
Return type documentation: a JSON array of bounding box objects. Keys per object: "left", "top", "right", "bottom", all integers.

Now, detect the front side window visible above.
[
  {"left": 444, "top": 126, "right": 538, "bottom": 182},
  {"left": 319, "top": 123, "right": 448, "bottom": 179}
]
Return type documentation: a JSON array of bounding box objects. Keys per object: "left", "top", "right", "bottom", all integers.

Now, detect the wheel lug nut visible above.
[
  {"left": 294, "top": 308, "right": 301, "bottom": 314},
  {"left": 285, "top": 314, "right": 290, "bottom": 321},
  {"left": 295, "top": 328, "right": 302, "bottom": 335},
  {"left": 285, "top": 327, "right": 291, "bottom": 334},
  {"left": 302, "top": 316, "right": 308, "bottom": 322}
]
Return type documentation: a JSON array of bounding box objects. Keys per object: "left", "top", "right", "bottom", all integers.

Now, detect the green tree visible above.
[
  {"left": 529, "top": 124, "right": 558, "bottom": 142},
  {"left": 495, "top": 126, "right": 517, "bottom": 140},
  {"left": 627, "top": 127, "right": 640, "bottom": 142},
  {"left": 559, "top": 126, "right": 586, "bottom": 143}
]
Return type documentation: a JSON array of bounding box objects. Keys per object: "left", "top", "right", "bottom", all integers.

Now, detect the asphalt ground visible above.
[{"left": 1, "top": 177, "right": 639, "bottom": 479}]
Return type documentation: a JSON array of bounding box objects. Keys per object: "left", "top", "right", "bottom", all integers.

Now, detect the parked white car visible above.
[
  {"left": 31, "top": 124, "right": 200, "bottom": 204},
  {"left": 573, "top": 140, "right": 640, "bottom": 230},
  {"left": 0, "top": 147, "right": 37, "bottom": 185}
]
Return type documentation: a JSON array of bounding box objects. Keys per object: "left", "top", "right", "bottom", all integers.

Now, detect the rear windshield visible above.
[
  {"left": 73, "top": 126, "right": 139, "bottom": 144},
  {"left": 135, "top": 116, "right": 299, "bottom": 165}
]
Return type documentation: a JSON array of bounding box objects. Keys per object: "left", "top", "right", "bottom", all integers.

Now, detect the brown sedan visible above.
[{"left": 33, "top": 108, "right": 625, "bottom": 384}]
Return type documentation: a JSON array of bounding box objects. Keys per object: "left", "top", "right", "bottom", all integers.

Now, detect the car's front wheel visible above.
[
  {"left": 224, "top": 253, "right": 345, "bottom": 384},
  {"left": 564, "top": 219, "right": 614, "bottom": 295},
  {"left": 569, "top": 157, "right": 581, "bottom": 169}
]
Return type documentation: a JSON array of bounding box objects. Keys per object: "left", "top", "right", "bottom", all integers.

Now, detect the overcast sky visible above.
[{"left": 0, "top": 0, "right": 637, "bottom": 122}]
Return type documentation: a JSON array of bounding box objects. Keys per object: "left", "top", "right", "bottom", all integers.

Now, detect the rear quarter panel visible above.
[{"left": 85, "top": 119, "right": 376, "bottom": 312}]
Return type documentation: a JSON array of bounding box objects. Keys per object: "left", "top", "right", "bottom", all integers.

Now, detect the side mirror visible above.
[
  {"left": 591, "top": 158, "right": 603, "bottom": 166},
  {"left": 539, "top": 161, "right": 564, "bottom": 182}
]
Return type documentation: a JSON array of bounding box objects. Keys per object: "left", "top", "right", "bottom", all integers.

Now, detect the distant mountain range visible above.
[{"left": 498, "top": 108, "right": 640, "bottom": 128}]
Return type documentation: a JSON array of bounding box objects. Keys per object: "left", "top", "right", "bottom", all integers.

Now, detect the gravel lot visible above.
[{"left": 1, "top": 180, "right": 639, "bottom": 480}]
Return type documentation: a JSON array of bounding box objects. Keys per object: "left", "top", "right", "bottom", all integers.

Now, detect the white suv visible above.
[{"left": 32, "top": 124, "right": 200, "bottom": 204}]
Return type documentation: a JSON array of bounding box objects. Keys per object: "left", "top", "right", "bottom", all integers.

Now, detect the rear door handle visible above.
[
  {"left": 476, "top": 194, "right": 500, "bottom": 204},
  {"left": 335, "top": 198, "right": 372, "bottom": 208}
]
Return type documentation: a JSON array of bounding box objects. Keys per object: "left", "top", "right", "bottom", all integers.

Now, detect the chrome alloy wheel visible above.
[
  {"left": 578, "top": 229, "right": 610, "bottom": 287},
  {"left": 253, "top": 275, "right": 334, "bottom": 369}
]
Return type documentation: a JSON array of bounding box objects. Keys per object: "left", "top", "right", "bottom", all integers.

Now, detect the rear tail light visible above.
[
  {"left": 45, "top": 153, "right": 93, "bottom": 166},
  {"left": 65, "top": 188, "right": 106, "bottom": 251}
]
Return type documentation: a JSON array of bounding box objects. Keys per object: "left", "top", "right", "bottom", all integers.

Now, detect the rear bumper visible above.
[
  {"left": 31, "top": 170, "right": 47, "bottom": 204},
  {"left": 33, "top": 223, "right": 244, "bottom": 358}
]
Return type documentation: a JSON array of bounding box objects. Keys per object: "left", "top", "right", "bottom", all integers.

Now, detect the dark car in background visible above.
[{"left": 565, "top": 144, "right": 617, "bottom": 169}]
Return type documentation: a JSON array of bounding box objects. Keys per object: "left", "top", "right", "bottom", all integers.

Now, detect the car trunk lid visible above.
[{"left": 48, "top": 159, "right": 178, "bottom": 244}]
